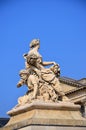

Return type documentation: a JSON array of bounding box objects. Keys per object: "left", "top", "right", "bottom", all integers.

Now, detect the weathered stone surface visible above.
[
  {"left": 17, "top": 125, "right": 86, "bottom": 130},
  {"left": 2, "top": 102, "right": 86, "bottom": 130}
]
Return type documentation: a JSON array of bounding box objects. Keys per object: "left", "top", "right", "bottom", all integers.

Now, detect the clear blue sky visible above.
[{"left": 0, "top": 0, "right": 86, "bottom": 117}]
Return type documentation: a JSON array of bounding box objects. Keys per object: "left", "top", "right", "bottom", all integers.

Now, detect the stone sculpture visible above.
[
  {"left": 17, "top": 39, "right": 69, "bottom": 105},
  {"left": 4, "top": 39, "right": 86, "bottom": 130}
]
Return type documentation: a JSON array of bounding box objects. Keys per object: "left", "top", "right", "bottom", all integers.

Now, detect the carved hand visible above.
[{"left": 17, "top": 82, "right": 22, "bottom": 88}]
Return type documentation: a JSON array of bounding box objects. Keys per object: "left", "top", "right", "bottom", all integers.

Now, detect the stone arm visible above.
[
  {"left": 17, "top": 79, "right": 26, "bottom": 88},
  {"left": 42, "top": 61, "right": 56, "bottom": 66}
]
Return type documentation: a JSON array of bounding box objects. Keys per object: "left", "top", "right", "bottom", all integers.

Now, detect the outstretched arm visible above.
[
  {"left": 17, "top": 80, "right": 25, "bottom": 88},
  {"left": 42, "top": 61, "right": 56, "bottom": 66}
]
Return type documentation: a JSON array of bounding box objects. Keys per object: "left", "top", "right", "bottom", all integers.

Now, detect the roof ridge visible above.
[{"left": 59, "top": 76, "right": 85, "bottom": 87}]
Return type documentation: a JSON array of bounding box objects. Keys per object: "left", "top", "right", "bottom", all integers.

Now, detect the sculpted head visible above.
[
  {"left": 30, "top": 39, "right": 40, "bottom": 48},
  {"left": 19, "top": 69, "right": 32, "bottom": 80},
  {"left": 50, "top": 64, "right": 60, "bottom": 77},
  {"left": 19, "top": 70, "right": 28, "bottom": 80}
]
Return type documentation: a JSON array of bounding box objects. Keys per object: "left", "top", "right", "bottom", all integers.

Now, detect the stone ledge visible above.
[
  {"left": 2, "top": 101, "right": 86, "bottom": 130},
  {"left": 7, "top": 101, "right": 80, "bottom": 116},
  {"left": 3, "top": 118, "right": 86, "bottom": 130}
]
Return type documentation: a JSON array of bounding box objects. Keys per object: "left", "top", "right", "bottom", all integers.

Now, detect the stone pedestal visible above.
[{"left": 2, "top": 101, "right": 86, "bottom": 130}]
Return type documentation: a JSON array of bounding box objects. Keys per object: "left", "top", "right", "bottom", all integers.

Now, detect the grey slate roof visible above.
[{"left": 0, "top": 118, "right": 9, "bottom": 127}]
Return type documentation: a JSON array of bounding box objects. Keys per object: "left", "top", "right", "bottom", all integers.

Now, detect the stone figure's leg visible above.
[
  {"left": 27, "top": 75, "right": 39, "bottom": 99},
  {"left": 48, "top": 87, "right": 58, "bottom": 102},
  {"left": 51, "top": 78, "right": 69, "bottom": 101}
]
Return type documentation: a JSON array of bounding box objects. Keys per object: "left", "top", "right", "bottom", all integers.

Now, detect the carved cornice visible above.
[
  {"left": 65, "top": 86, "right": 86, "bottom": 95},
  {"left": 59, "top": 76, "right": 85, "bottom": 87},
  {"left": 59, "top": 76, "right": 86, "bottom": 95}
]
